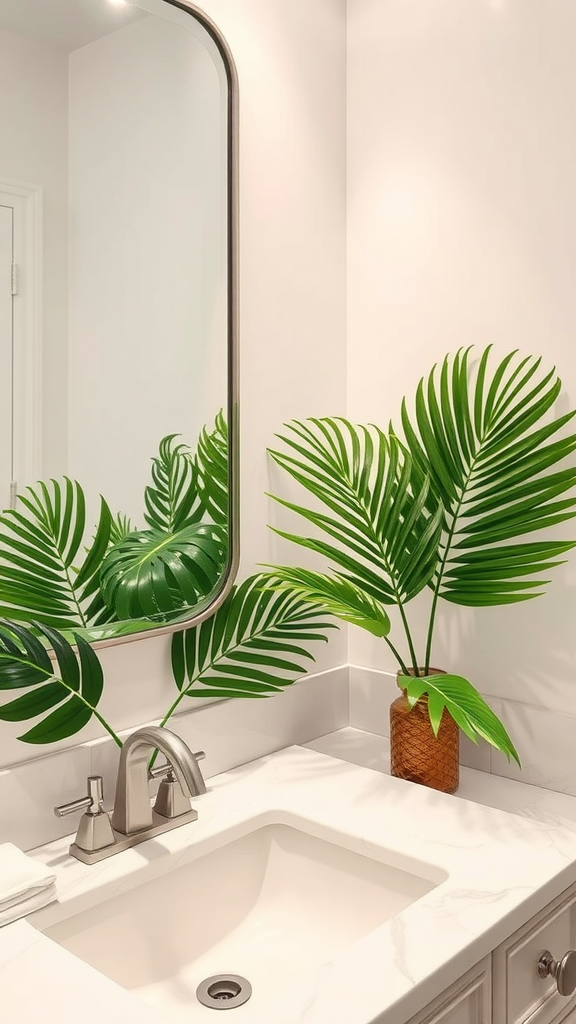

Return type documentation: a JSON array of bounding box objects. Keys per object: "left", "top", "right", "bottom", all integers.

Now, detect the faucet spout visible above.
[{"left": 111, "top": 726, "right": 206, "bottom": 836}]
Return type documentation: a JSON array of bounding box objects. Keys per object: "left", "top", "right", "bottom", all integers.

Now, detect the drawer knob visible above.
[{"left": 538, "top": 949, "right": 576, "bottom": 996}]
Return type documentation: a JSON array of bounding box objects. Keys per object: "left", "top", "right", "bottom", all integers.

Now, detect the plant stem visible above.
[
  {"left": 148, "top": 691, "right": 187, "bottom": 770},
  {"left": 424, "top": 464, "right": 480, "bottom": 672},
  {"left": 396, "top": 599, "right": 419, "bottom": 672},
  {"left": 383, "top": 635, "right": 409, "bottom": 675},
  {"left": 92, "top": 709, "right": 123, "bottom": 748}
]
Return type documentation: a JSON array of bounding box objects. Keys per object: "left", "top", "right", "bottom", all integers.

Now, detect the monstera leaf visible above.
[
  {"left": 0, "top": 479, "right": 117, "bottom": 630},
  {"left": 0, "top": 619, "right": 118, "bottom": 745},
  {"left": 99, "top": 524, "right": 227, "bottom": 620}
]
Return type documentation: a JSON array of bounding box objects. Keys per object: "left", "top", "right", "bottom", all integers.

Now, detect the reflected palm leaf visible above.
[
  {"left": 196, "top": 411, "right": 229, "bottom": 523},
  {"left": 144, "top": 434, "right": 203, "bottom": 532},
  {"left": 0, "top": 480, "right": 117, "bottom": 629}
]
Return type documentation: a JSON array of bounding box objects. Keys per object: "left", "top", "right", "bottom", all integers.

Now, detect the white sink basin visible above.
[{"left": 42, "top": 820, "right": 441, "bottom": 1021}]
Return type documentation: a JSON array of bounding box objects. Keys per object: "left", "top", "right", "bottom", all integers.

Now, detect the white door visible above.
[{"left": 0, "top": 203, "right": 13, "bottom": 512}]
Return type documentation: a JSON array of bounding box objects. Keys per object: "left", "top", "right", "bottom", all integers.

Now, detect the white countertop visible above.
[{"left": 4, "top": 731, "right": 576, "bottom": 1024}]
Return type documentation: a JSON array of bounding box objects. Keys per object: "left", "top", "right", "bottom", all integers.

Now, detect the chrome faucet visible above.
[
  {"left": 55, "top": 726, "right": 206, "bottom": 865},
  {"left": 112, "top": 725, "right": 206, "bottom": 834}
]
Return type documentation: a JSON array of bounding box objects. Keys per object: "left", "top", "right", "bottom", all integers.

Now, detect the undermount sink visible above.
[{"left": 41, "top": 820, "right": 443, "bottom": 1021}]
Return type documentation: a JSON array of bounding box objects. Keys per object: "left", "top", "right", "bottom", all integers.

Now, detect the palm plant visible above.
[{"left": 266, "top": 347, "right": 576, "bottom": 765}]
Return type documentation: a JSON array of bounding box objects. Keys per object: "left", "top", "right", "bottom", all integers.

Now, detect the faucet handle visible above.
[
  {"left": 55, "top": 775, "right": 106, "bottom": 817},
  {"left": 152, "top": 751, "right": 206, "bottom": 819},
  {"left": 149, "top": 751, "right": 206, "bottom": 781},
  {"left": 55, "top": 776, "right": 115, "bottom": 854}
]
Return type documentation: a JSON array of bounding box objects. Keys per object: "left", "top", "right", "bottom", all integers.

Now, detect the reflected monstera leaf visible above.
[{"left": 99, "top": 524, "right": 227, "bottom": 620}]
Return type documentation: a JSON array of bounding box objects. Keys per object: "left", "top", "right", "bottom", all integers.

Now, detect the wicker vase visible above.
[{"left": 390, "top": 668, "right": 459, "bottom": 794}]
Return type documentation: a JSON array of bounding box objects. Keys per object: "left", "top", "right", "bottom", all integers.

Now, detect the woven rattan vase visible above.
[{"left": 390, "top": 669, "right": 459, "bottom": 794}]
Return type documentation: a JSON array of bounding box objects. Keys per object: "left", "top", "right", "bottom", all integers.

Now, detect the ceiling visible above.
[{"left": 0, "top": 0, "right": 145, "bottom": 53}]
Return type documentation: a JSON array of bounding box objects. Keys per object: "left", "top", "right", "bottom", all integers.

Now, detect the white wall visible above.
[
  {"left": 347, "top": 0, "right": 576, "bottom": 788},
  {"left": 0, "top": 0, "right": 348, "bottom": 771},
  {"left": 4, "top": 0, "right": 576, "bottom": 809},
  {"left": 0, "top": 27, "right": 69, "bottom": 481},
  {"left": 68, "top": 14, "right": 226, "bottom": 521}
]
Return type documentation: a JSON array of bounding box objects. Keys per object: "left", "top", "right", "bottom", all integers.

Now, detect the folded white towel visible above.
[
  {"left": 0, "top": 843, "right": 56, "bottom": 913},
  {"left": 0, "top": 882, "right": 57, "bottom": 928}
]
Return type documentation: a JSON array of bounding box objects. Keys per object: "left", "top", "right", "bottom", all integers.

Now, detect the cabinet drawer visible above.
[{"left": 493, "top": 880, "right": 576, "bottom": 1024}]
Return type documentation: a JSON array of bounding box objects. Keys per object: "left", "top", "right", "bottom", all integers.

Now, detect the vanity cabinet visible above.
[
  {"left": 406, "top": 880, "right": 576, "bottom": 1024},
  {"left": 405, "top": 957, "right": 491, "bottom": 1024},
  {"left": 492, "top": 878, "right": 576, "bottom": 1024}
]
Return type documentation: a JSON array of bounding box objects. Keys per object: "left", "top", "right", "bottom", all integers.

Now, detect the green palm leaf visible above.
[
  {"left": 400, "top": 347, "right": 576, "bottom": 606},
  {"left": 268, "top": 420, "right": 444, "bottom": 607},
  {"left": 196, "top": 411, "right": 229, "bottom": 524},
  {"left": 144, "top": 434, "right": 203, "bottom": 532},
  {"left": 400, "top": 672, "right": 521, "bottom": 766},
  {"left": 100, "top": 524, "right": 227, "bottom": 621},
  {"left": 169, "top": 573, "right": 336, "bottom": 700},
  {"left": 262, "top": 567, "right": 391, "bottom": 637},
  {"left": 110, "top": 513, "right": 135, "bottom": 545},
  {"left": 0, "top": 481, "right": 117, "bottom": 629},
  {"left": 0, "top": 620, "right": 109, "bottom": 744}
]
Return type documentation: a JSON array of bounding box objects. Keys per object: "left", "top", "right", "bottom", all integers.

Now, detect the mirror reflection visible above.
[{"left": 0, "top": 0, "right": 236, "bottom": 641}]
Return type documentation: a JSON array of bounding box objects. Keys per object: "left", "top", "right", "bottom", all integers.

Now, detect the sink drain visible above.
[{"left": 196, "top": 975, "right": 252, "bottom": 1010}]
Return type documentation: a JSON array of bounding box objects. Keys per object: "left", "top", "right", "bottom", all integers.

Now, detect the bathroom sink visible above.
[{"left": 42, "top": 820, "right": 440, "bottom": 1021}]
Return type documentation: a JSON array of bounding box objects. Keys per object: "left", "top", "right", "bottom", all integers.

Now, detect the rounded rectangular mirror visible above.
[{"left": 0, "top": 0, "right": 239, "bottom": 644}]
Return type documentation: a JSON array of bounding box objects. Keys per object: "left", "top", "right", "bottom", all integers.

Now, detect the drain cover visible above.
[{"left": 196, "top": 975, "right": 252, "bottom": 1010}]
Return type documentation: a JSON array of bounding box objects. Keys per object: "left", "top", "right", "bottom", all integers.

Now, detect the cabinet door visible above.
[
  {"left": 406, "top": 957, "right": 491, "bottom": 1024},
  {"left": 493, "top": 879, "right": 576, "bottom": 1024},
  {"left": 548, "top": 1003, "right": 576, "bottom": 1024}
]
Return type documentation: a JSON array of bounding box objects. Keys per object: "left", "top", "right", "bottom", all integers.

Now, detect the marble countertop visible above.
[{"left": 4, "top": 733, "right": 576, "bottom": 1024}]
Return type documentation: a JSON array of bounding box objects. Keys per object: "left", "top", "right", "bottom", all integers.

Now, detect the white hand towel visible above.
[
  {"left": 0, "top": 883, "right": 57, "bottom": 928},
  {"left": 0, "top": 843, "right": 57, "bottom": 912}
]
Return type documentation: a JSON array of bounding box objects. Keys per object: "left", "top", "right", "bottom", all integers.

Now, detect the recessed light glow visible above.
[{"left": 108, "top": 0, "right": 127, "bottom": 7}]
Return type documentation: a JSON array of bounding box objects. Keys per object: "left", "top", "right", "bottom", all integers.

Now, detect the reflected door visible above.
[{"left": 0, "top": 203, "right": 13, "bottom": 512}]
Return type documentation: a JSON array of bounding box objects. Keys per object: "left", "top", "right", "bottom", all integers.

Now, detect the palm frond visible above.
[
  {"left": 0, "top": 481, "right": 115, "bottom": 629},
  {"left": 196, "top": 411, "right": 229, "bottom": 524},
  {"left": 144, "top": 434, "right": 203, "bottom": 532},
  {"left": 110, "top": 513, "right": 135, "bottom": 545},
  {"left": 0, "top": 619, "right": 108, "bottom": 744},
  {"left": 170, "top": 573, "right": 336, "bottom": 700},
  {"left": 268, "top": 419, "right": 443, "bottom": 606},
  {"left": 262, "top": 567, "right": 391, "bottom": 637},
  {"left": 400, "top": 347, "right": 576, "bottom": 605},
  {"left": 400, "top": 672, "right": 521, "bottom": 766}
]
